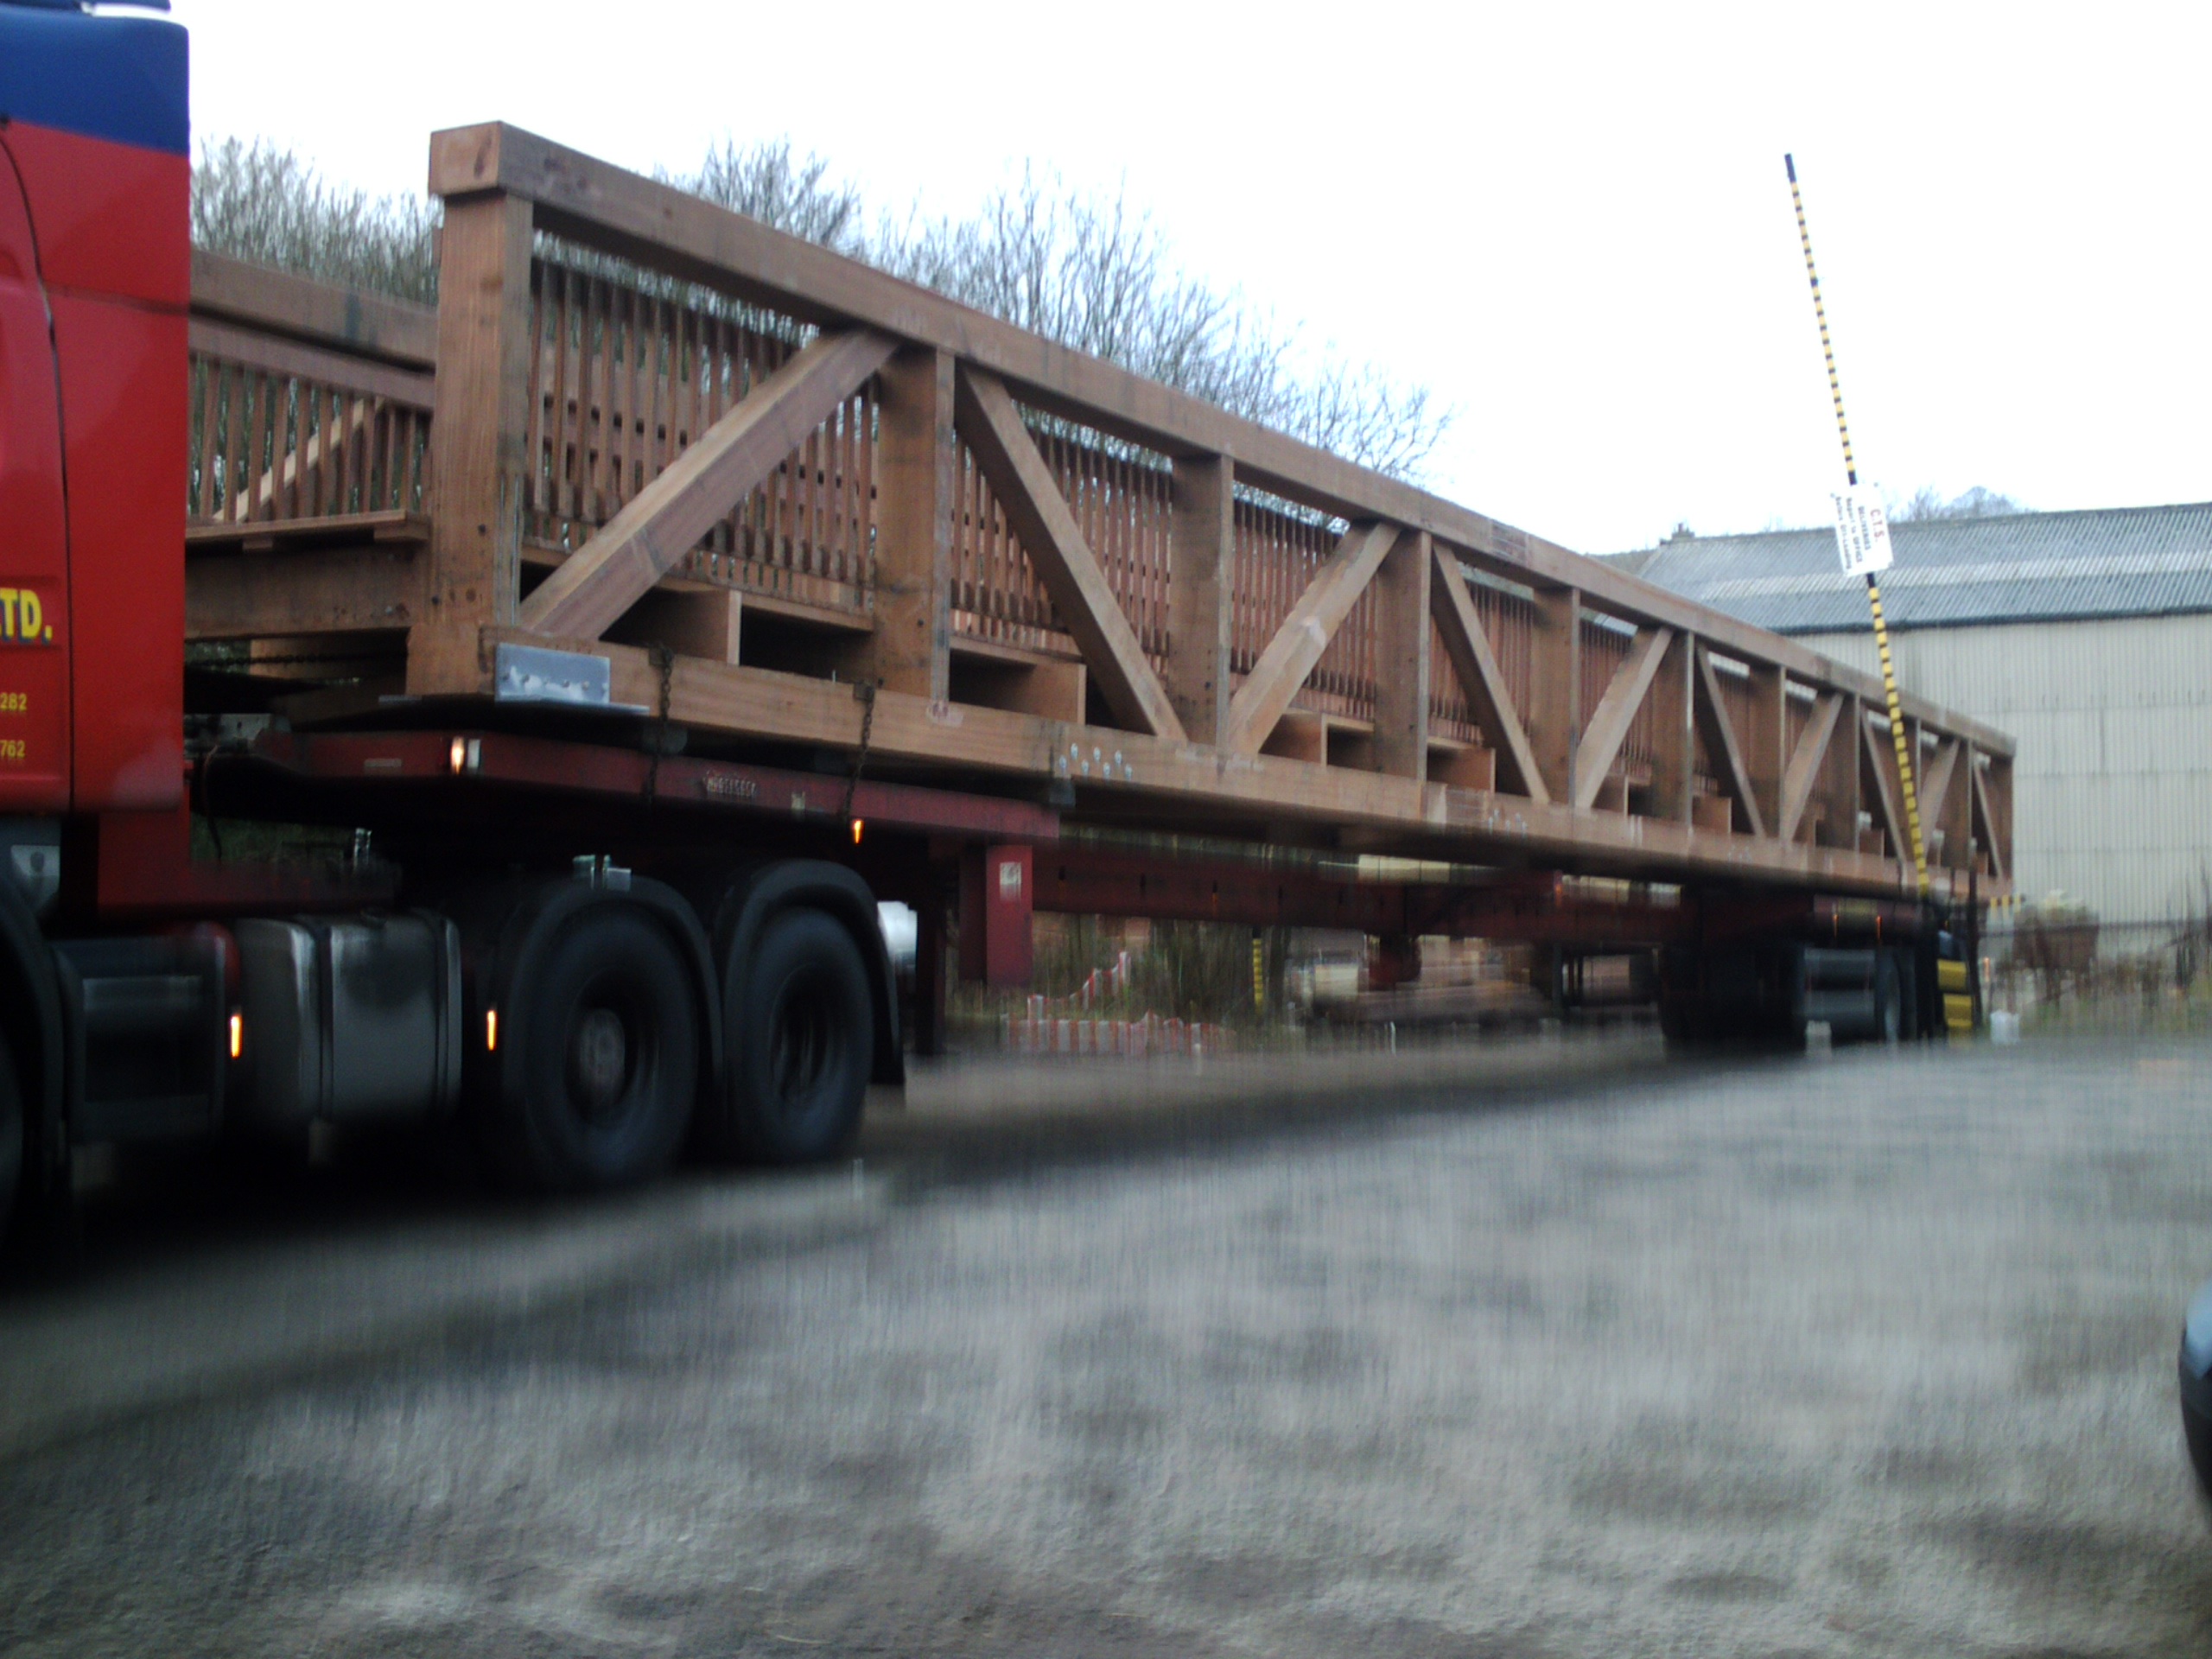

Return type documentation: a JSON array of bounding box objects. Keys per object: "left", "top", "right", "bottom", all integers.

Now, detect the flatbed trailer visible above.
[{"left": 0, "top": 5, "right": 2011, "bottom": 1237}]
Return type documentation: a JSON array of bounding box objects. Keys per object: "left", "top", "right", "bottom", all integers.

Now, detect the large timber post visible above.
[
  {"left": 1824, "top": 695, "right": 1863, "bottom": 849},
  {"left": 414, "top": 133, "right": 537, "bottom": 694},
  {"left": 1529, "top": 584, "right": 1581, "bottom": 804},
  {"left": 1370, "top": 529, "right": 1432, "bottom": 781},
  {"left": 857, "top": 346, "right": 956, "bottom": 702},
  {"left": 1646, "top": 630, "right": 1695, "bottom": 823},
  {"left": 1166, "top": 454, "right": 1235, "bottom": 748},
  {"left": 1745, "top": 664, "right": 1787, "bottom": 842}
]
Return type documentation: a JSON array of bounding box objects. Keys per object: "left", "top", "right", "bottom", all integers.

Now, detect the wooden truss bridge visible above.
[{"left": 182, "top": 123, "right": 2013, "bottom": 899}]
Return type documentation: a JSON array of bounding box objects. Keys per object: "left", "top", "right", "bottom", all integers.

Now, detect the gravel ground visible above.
[{"left": 3, "top": 1034, "right": 2211, "bottom": 1656}]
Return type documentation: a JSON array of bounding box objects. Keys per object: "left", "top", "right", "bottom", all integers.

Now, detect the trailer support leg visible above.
[{"left": 958, "top": 844, "right": 1033, "bottom": 990}]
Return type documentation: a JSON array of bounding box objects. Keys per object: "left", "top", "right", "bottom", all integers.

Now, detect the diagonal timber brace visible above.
[
  {"left": 952, "top": 366, "right": 1185, "bottom": 741},
  {"left": 1918, "top": 738, "right": 1961, "bottom": 862},
  {"left": 1777, "top": 690, "right": 1844, "bottom": 843},
  {"left": 1224, "top": 520, "right": 1400, "bottom": 756},
  {"left": 1428, "top": 546, "right": 1548, "bottom": 804},
  {"left": 1860, "top": 711, "right": 1906, "bottom": 859},
  {"left": 237, "top": 395, "right": 375, "bottom": 523},
  {"left": 1694, "top": 645, "right": 1766, "bottom": 839},
  {"left": 1971, "top": 759, "right": 2007, "bottom": 881},
  {"left": 1573, "top": 626, "right": 1675, "bottom": 810},
  {"left": 519, "top": 327, "right": 897, "bottom": 641}
]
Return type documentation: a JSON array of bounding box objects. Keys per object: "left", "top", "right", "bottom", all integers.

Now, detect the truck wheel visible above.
[
  {"left": 721, "top": 909, "right": 872, "bottom": 1165},
  {"left": 496, "top": 907, "right": 699, "bottom": 1192},
  {"left": 0, "top": 1028, "right": 18, "bottom": 1242}
]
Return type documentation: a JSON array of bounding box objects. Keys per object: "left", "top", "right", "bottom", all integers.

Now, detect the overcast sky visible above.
[{"left": 170, "top": 0, "right": 2209, "bottom": 556}]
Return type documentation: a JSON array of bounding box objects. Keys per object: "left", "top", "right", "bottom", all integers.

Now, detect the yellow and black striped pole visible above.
[{"left": 1785, "top": 154, "right": 1929, "bottom": 896}]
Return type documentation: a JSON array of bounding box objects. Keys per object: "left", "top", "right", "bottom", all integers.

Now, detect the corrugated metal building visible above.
[{"left": 1607, "top": 504, "right": 2212, "bottom": 931}]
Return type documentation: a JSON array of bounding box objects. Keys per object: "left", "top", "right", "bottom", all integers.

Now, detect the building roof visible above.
[{"left": 1603, "top": 501, "right": 2212, "bottom": 633}]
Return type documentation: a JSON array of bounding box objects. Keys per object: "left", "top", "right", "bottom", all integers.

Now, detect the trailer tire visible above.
[
  {"left": 718, "top": 909, "right": 872, "bottom": 1165},
  {"left": 1656, "top": 945, "right": 1700, "bottom": 1047},
  {"left": 493, "top": 907, "right": 699, "bottom": 1192},
  {"left": 1658, "top": 993, "right": 1708, "bottom": 1047},
  {"left": 1876, "top": 952, "right": 1904, "bottom": 1045}
]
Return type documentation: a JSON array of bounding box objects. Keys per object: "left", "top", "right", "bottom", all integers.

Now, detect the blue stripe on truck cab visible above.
[{"left": 0, "top": 6, "right": 188, "bottom": 158}]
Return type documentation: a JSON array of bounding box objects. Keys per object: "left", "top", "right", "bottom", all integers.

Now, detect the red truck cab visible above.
[{"left": 0, "top": 0, "right": 189, "bottom": 817}]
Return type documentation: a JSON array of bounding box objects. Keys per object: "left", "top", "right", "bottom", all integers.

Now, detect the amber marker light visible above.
[
  {"left": 486, "top": 1008, "right": 499, "bottom": 1052},
  {"left": 228, "top": 1011, "right": 242, "bottom": 1060},
  {"left": 851, "top": 818, "right": 864, "bottom": 844}
]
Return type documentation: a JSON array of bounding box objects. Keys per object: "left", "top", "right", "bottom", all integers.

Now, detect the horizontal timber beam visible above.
[
  {"left": 461, "top": 623, "right": 1993, "bottom": 903},
  {"left": 187, "top": 318, "right": 435, "bottom": 410},
  {"left": 190, "top": 249, "right": 439, "bottom": 370},
  {"left": 188, "top": 543, "right": 423, "bottom": 639}
]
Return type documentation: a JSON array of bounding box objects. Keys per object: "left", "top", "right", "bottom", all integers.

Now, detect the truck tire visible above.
[
  {"left": 0, "top": 1027, "right": 18, "bottom": 1243},
  {"left": 492, "top": 906, "right": 699, "bottom": 1192},
  {"left": 720, "top": 908, "right": 873, "bottom": 1165}
]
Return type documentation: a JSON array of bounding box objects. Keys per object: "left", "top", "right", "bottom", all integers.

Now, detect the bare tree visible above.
[
  {"left": 1889, "top": 484, "right": 2024, "bottom": 522},
  {"left": 658, "top": 139, "right": 867, "bottom": 257},
  {"left": 191, "top": 134, "right": 1453, "bottom": 479},
  {"left": 876, "top": 168, "right": 1452, "bottom": 480},
  {"left": 191, "top": 138, "right": 438, "bottom": 303}
]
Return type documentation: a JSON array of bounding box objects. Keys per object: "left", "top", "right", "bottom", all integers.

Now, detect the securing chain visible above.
[
  {"left": 839, "top": 680, "right": 878, "bottom": 825},
  {"left": 643, "top": 643, "right": 676, "bottom": 810}
]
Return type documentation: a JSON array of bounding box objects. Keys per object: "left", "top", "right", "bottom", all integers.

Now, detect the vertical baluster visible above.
[
  {"left": 519, "top": 263, "right": 547, "bottom": 531},
  {"left": 248, "top": 374, "right": 270, "bottom": 523},
  {"left": 552, "top": 266, "right": 576, "bottom": 527},
  {"left": 190, "top": 358, "right": 218, "bottom": 521}
]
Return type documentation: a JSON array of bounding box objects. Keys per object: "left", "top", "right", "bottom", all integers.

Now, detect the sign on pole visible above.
[{"left": 1830, "top": 482, "right": 1894, "bottom": 578}]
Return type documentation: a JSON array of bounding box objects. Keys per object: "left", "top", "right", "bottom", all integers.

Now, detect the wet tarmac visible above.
[{"left": 3, "top": 1033, "right": 2209, "bottom": 1656}]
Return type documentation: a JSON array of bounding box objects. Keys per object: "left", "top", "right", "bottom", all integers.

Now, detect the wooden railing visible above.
[
  {"left": 519, "top": 257, "right": 875, "bottom": 617},
  {"left": 187, "top": 124, "right": 2014, "bottom": 896},
  {"left": 187, "top": 251, "right": 436, "bottom": 534},
  {"left": 501, "top": 254, "right": 1489, "bottom": 746}
]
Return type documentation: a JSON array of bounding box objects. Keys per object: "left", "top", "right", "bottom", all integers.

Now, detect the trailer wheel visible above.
[
  {"left": 1658, "top": 993, "right": 1707, "bottom": 1046},
  {"left": 1876, "top": 952, "right": 1904, "bottom": 1045},
  {"left": 719, "top": 909, "right": 873, "bottom": 1165},
  {"left": 496, "top": 908, "right": 699, "bottom": 1192}
]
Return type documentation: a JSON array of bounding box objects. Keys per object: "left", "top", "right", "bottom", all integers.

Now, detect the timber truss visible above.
[{"left": 181, "top": 124, "right": 2013, "bottom": 899}]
